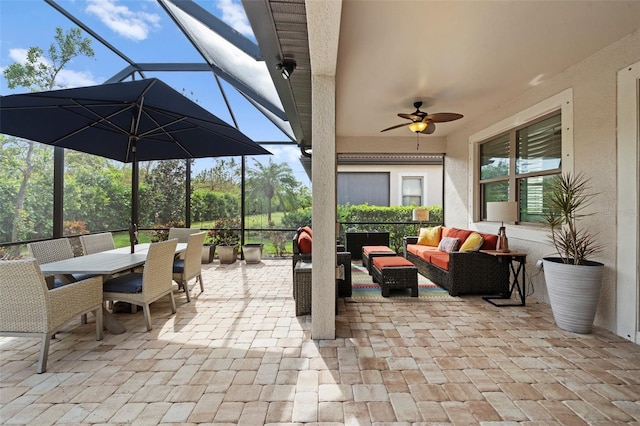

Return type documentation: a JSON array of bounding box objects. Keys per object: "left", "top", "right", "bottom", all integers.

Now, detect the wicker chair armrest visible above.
[
  {"left": 48, "top": 276, "right": 103, "bottom": 327},
  {"left": 403, "top": 236, "right": 418, "bottom": 256}
]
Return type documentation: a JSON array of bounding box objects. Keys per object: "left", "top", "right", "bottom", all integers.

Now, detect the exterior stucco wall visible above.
[
  {"left": 337, "top": 164, "right": 443, "bottom": 207},
  {"left": 445, "top": 30, "right": 640, "bottom": 334}
]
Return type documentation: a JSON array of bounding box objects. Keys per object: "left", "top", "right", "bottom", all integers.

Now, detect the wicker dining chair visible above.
[
  {"left": 80, "top": 232, "right": 116, "bottom": 255},
  {"left": 172, "top": 231, "right": 206, "bottom": 302},
  {"left": 0, "top": 259, "right": 103, "bottom": 374},
  {"left": 102, "top": 239, "right": 178, "bottom": 331},
  {"left": 168, "top": 227, "right": 201, "bottom": 260},
  {"left": 27, "top": 237, "right": 97, "bottom": 291}
]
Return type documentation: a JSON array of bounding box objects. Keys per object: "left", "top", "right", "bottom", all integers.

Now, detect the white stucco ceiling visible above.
[{"left": 334, "top": 1, "right": 640, "bottom": 139}]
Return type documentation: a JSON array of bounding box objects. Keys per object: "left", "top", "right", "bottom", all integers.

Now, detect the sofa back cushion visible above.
[
  {"left": 417, "top": 226, "right": 442, "bottom": 246},
  {"left": 478, "top": 232, "right": 498, "bottom": 250},
  {"left": 298, "top": 231, "right": 312, "bottom": 254},
  {"left": 442, "top": 227, "right": 473, "bottom": 246}
]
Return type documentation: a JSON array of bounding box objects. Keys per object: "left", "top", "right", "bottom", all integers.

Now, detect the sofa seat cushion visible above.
[
  {"left": 373, "top": 256, "right": 414, "bottom": 269},
  {"left": 103, "top": 273, "right": 143, "bottom": 293},
  {"left": 442, "top": 227, "right": 473, "bottom": 246},
  {"left": 406, "top": 244, "right": 439, "bottom": 262},
  {"left": 430, "top": 252, "right": 450, "bottom": 271}
]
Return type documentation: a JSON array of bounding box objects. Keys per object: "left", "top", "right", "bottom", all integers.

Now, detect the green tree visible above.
[
  {"left": 140, "top": 160, "right": 187, "bottom": 226},
  {"left": 2, "top": 27, "right": 94, "bottom": 248},
  {"left": 192, "top": 158, "right": 240, "bottom": 193},
  {"left": 246, "top": 158, "right": 298, "bottom": 223}
]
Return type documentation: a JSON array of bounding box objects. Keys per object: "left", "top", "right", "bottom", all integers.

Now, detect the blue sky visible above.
[{"left": 0, "top": 0, "right": 310, "bottom": 185}]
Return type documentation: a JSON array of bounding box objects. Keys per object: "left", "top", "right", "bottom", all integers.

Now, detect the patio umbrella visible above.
[{"left": 0, "top": 78, "right": 271, "bottom": 251}]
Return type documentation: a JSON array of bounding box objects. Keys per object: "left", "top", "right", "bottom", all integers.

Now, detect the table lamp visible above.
[
  {"left": 412, "top": 208, "right": 429, "bottom": 223},
  {"left": 486, "top": 201, "right": 517, "bottom": 253}
]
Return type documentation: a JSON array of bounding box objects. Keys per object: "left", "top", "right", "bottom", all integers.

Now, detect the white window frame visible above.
[
  {"left": 469, "top": 88, "right": 574, "bottom": 242},
  {"left": 398, "top": 173, "right": 426, "bottom": 206}
]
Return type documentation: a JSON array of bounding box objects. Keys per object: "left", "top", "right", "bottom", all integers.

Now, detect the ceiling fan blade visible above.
[
  {"left": 398, "top": 113, "right": 423, "bottom": 121},
  {"left": 424, "top": 112, "right": 464, "bottom": 123},
  {"left": 421, "top": 122, "right": 436, "bottom": 134},
  {"left": 380, "top": 122, "right": 412, "bottom": 132}
]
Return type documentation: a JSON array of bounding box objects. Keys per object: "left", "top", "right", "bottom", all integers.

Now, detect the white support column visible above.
[
  {"left": 306, "top": 0, "right": 342, "bottom": 339},
  {"left": 311, "top": 74, "right": 336, "bottom": 339}
]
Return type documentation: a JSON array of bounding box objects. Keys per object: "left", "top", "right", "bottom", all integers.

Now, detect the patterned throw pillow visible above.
[
  {"left": 459, "top": 232, "right": 484, "bottom": 252},
  {"left": 437, "top": 236, "right": 460, "bottom": 253},
  {"left": 417, "top": 226, "right": 442, "bottom": 246}
]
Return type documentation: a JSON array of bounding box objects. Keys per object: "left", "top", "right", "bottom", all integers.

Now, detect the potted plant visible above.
[
  {"left": 213, "top": 218, "right": 240, "bottom": 264},
  {"left": 541, "top": 172, "right": 604, "bottom": 334},
  {"left": 201, "top": 230, "right": 216, "bottom": 264},
  {"left": 242, "top": 242, "right": 264, "bottom": 264}
]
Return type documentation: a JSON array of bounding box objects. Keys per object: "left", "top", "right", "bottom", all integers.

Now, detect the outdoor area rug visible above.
[{"left": 348, "top": 262, "right": 461, "bottom": 301}]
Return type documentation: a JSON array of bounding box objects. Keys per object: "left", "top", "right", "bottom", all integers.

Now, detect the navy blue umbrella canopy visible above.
[
  {"left": 0, "top": 78, "right": 271, "bottom": 161},
  {"left": 0, "top": 78, "right": 271, "bottom": 251}
]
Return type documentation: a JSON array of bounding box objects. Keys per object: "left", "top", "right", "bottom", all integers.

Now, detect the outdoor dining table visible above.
[{"left": 39, "top": 242, "right": 186, "bottom": 334}]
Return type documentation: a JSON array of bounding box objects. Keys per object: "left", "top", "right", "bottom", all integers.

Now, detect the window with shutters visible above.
[{"left": 478, "top": 112, "right": 562, "bottom": 224}]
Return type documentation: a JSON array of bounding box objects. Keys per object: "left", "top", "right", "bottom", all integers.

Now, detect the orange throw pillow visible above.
[{"left": 298, "top": 232, "right": 312, "bottom": 254}]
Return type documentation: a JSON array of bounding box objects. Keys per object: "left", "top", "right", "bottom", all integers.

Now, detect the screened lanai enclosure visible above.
[
  {"left": 0, "top": 0, "right": 313, "bottom": 256},
  {"left": 0, "top": 0, "right": 443, "bottom": 259}
]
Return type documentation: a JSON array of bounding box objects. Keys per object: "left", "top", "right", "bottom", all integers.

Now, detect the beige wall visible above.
[{"left": 444, "top": 30, "right": 640, "bottom": 334}]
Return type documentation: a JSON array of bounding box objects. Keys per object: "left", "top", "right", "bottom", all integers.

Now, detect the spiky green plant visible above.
[{"left": 541, "top": 172, "right": 602, "bottom": 265}]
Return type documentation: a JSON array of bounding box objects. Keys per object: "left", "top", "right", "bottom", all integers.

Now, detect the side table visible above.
[
  {"left": 480, "top": 250, "right": 527, "bottom": 306},
  {"left": 294, "top": 261, "right": 312, "bottom": 315}
]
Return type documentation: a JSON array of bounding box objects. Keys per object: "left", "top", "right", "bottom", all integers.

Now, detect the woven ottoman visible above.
[
  {"left": 362, "top": 245, "right": 397, "bottom": 274},
  {"left": 371, "top": 256, "right": 418, "bottom": 297}
]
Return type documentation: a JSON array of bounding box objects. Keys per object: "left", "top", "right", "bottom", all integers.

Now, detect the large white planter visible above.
[
  {"left": 217, "top": 245, "right": 238, "bottom": 264},
  {"left": 543, "top": 257, "right": 604, "bottom": 334},
  {"left": 242, "top": 243, "right": 263, "bottom": 264}
]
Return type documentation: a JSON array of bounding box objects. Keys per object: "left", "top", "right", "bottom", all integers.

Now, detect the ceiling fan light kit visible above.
[
  {"left": 380, "top": 101, "right": 464, "bottom": 142},
  {"left": 408, "top": 121, "right": 428, "bottom": 133}
]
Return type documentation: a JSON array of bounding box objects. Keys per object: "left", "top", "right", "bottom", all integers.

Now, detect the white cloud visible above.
[
  {"left": 216, "top": 0, "right": 254, "bottom": 38},
  {"left": 7, "top": 48, "right": 98, "bottom": 89},
  {"left": 86, "top": 0, "right": 161, "bottom": 41},
  {"left": 9, "top": 48, "right": 29, "bottom": 63}
]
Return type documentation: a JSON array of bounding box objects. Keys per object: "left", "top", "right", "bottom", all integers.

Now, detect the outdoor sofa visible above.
[{"left": 403, "top": 226, "right": 509, "bottom": 296}]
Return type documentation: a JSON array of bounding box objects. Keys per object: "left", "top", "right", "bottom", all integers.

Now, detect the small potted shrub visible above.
[
  {"left": 213, "top": 218, "right": 240, "bottom": 264},
  {"left": 541, "top": 172, "right": 604, "bottom": 334}
]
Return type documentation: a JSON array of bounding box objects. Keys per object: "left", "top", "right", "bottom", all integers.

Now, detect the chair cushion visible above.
[
  {"left": 173, "top": 259, "right": 184, "bottom": 273},
  {"left": 103, "top": 273, "right": 143, "bottom": 293},
  {"left": 298, "top": 232, "right": 312, "bottom": 254},
  {"left": 459, "top": 232, "right": 484, "bottom": 252},
  {"left": 438, "top": 237, "right": 460, "bottom": 253},
  {"left": 417, "top": 226, "right": 442, "bottom": 246}
]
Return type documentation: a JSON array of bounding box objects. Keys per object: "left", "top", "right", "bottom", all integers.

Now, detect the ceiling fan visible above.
[{"left": 380, "top": 101, "right": 463, "bottom": 134}]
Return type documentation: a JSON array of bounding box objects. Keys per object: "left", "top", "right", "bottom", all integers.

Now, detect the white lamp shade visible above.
[
  {"left": 486, "top": 201, "right": 518, "bottom": 223},
  {"left": 412, "top": 208, "right": 429, "bottom": 222}
]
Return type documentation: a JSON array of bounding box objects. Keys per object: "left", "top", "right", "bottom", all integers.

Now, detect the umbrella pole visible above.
[{"left": 130, "top": 142, "right": 139, "bottom": 253}]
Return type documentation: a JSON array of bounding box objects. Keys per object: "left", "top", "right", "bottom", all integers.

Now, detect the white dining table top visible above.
[{"left": 39, "top": 242, "right": 187, "bottom": 276}]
